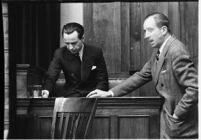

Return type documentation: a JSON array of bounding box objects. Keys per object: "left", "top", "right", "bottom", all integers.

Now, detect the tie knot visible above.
[
  {"left": 74, "top": 53, "right": 81, "bottom": 62},
  {"left": 156, "top": 50, "right": 160, "bottom": 61},
  {"left": 157, "top": 50, "right": 160, "bottom": 55},
  {"left": 75, "top": 53, "right": 79, "bottom": 57}
]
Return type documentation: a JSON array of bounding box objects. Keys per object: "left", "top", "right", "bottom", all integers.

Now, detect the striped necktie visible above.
[{"left": 156, "top": 50, "right": 160, "bottom": 61}]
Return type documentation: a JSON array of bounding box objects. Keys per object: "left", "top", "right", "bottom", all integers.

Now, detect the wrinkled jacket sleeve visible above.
[
  {"left": 111, "top": 59, "right": 153, "bottom": 97},
  {"left": 172, "top": 52, "right": 198, "bottom": 119},
  {"left": 43, "top": 49, "right": 61, "bottom": 92}
]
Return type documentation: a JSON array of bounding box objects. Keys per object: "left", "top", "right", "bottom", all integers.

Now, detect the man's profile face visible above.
[
  {"left": 63, "top": 31, "right": 83, "bottom": 54},
  {"left": 143, "top": 16, "right": 164, "bottom": 48}
]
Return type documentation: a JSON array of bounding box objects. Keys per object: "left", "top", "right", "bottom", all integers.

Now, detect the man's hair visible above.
[
  {"left": 62, "top": 22, "right": 84, "bottom": 39},
  {"left": 144, "top": 12, "right": 171, "bottom": 33}
]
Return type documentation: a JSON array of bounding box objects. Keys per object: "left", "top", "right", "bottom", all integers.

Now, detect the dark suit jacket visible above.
[
  {"left": 111, "top": 36, "right": 198, "bottom": 138},
  {"left": 43, "top": 44, "right": 109, "bottom": 97}
]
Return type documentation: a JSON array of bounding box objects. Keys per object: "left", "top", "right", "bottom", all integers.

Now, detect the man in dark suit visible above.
[
  {"left": 87, "top": 12, "right": 198, "bottom": 138},
  {"left": 42, "top": 22, "right": 108, "bottom": 97}
]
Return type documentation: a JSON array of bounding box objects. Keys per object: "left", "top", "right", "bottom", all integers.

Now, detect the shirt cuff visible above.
[{"left": 108, "top": 90, "right": 114, "bottom": 97}]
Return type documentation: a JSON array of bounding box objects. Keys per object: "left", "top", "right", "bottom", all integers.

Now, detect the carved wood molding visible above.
[{"left": 17, "top": 97, "right": 163, "bottom": 108}]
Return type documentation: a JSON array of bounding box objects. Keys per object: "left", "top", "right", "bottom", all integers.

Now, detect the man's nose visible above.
[
  {"left": 69, "top": 44, "right": 74, "bottom": 49},
  {"left": 144, "top": 33, "right": 149, "bottom": 39}
]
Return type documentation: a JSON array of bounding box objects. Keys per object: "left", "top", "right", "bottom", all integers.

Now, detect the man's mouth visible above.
[
  {"left": 70, "top": 50, "right": 77, "bottom": 54},
  {"left": 149, "top": 40, "right": 154, "bottom": 45},
  {"left": 149, "top": 39, "right": 153, "bottom": 43}
]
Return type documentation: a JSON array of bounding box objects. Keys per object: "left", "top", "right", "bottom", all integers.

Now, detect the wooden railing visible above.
[{"left": 15, "top": 97, "right": 163, "bottom": 139}]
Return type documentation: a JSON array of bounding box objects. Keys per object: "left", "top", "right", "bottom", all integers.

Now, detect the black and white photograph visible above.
[{"left": 2, "top": 0, "right": 198, "bottom": 139}]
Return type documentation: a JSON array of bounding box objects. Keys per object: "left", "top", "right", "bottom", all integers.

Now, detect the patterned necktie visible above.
[{"left": 156, "top": 50, "right": 160, "bottom": 61}]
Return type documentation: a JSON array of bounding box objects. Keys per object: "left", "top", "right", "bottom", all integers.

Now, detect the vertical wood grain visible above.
[
  {"left": 89, "top": 117, "right": 110, "bottom": 138},
  {"left": 83, "top": 3, "right": 93, "bottom": 45},
  {"left": 130, "top": 2, "right": 141, "bottom": 71},
  {"left": 121, "top": 2, "right": 130, "bottom": 72},
  {"left": 110, "top": 116, "right": 118, "bottom": 138},
  {"left": 180, "top": 2, "right": 198, "bottom": 67},
  {"left": 168, "top": 2, "right": 180, "bottom": 39},
  {"left": 85, "top": 3, "right": 122, "bottom": 75},
  {"left": 119, "top": 116, "right": 149, "bottom": 138}
]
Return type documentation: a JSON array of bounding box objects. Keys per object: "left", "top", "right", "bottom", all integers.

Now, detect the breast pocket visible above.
[
  {"left": 160, "top": 69, "right": 169, "bottom": 81},
  {"left": 161, "top": 69, "right": 167, "bottom": 74}
]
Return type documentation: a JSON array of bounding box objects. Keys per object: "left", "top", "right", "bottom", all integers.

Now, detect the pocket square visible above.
[
  {"left": 91, "top": 66, "right": 97, "bottom": 70},
  {"left": 161, "top": 70, "right": 167, "bottom": 73}
]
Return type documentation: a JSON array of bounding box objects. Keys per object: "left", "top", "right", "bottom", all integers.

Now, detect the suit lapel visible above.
[
  {"left": 81, "top": 44, "right": 93, "bottom": 81},
  {"left": 154, "top": 36, "right": 176, "bottom": 85},
  {"left": 63, "top": 47, "right": 82, "bottom": 80},
  {"left": 154, "top": 53, "right": 165, "bottom": 84},
  {"left": 152, "top": 50, "right": 158, "bottom": 81}
]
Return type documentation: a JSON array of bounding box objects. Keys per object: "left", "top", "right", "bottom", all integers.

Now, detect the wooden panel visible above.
[
  {"left": 84, "top": 2, "right": 132, "bottom": 75},
  {"left": 180, "top": 2, "right": 198, "bottom": 67},
  {"left": 38, "top": 117, "right": 52, "bottom": 138},
  {"left": 3, "top": 3, "right": 10, "bottom": 133},
  {"left": 120, "top": 2, "right": 130, "bottom": 72},
  {"left": 83, "top": 3, "right": 93, "bottom": 44},
  {"left": 16, "top": 64, "right": 30, "bottom": 98},
  {"left": 94, "top": 3, "right": 121, "bottom": 74},
  {"left": 110, "top": 115, "right": 118, "bottom": 138},
  {"left": 168, "top": 2, "right": 180, "bottom": 39},
  {"left": 15, "top": 115, "right": 36, "bottom": 138},
  {"left": 92, "top": 97, "right": 162, "bottom": 138},
  {"left": 130, "top": 2, "right": 141, "bottom": 71},
  {"left": 119, "top": 115, "right": 149, "bottom": 138},
  {"left": 14, "top": 97, "right": 163, "bottom": 139},
  {"left": 89, "top": 117, "right": 110, "bottom": 138}
]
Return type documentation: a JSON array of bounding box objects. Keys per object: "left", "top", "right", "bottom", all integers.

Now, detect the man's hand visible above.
[
  {"left": 41, "top": 90, "right": 49, "bottom": 98},
  {"left": 173, "top": 113, "right": 179, "bottom": 119},
  {"left": 87, "top": 89, "right": 113, "bottom": 98}
]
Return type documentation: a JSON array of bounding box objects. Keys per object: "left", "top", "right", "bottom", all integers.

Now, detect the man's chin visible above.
[
  {"left": 70, "top": 51, "right": 77, "bottom": 54},
  {"left": 150, "top": 45, "right": 156, "bottom": 48},
  {"left": 150, "top": 44, "right": 159, "bottom": 48}
]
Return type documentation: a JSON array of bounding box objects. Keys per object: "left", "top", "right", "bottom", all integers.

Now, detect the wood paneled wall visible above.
[{"left": 83, "top": 2, "right": 198, "bottom": 96}]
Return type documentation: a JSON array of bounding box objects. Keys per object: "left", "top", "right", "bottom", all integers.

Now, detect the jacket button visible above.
[{"left": 161, "top": 83, "right": 164, "bottom": 87}]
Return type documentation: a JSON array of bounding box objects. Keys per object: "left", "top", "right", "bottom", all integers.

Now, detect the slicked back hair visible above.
[
  {"left": 144, "top": 12, "right": 171, "bottom": 33},
  {"left": 62, "top": 22, "right": 84, "bottom": 39}
]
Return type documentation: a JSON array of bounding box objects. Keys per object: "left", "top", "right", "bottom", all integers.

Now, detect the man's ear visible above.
[
  {"left": 161, "top": 26, "right": 168, "bottom": 35},
  {"left": 81, "top": 34, "right": 85, "bottom": 41}
]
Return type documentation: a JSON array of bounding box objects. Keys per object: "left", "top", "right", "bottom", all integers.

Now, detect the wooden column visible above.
[
  {"left": 3, "top": 2, "right": 9, "bottom": 138},
  {"left": 16, "top": 64, "right": 30, "bottom": 98}
]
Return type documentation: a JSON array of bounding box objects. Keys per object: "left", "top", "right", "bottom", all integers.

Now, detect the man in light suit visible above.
[
  {"left": 42, "top": 22, "right": 108, "bottom": 97},
  {"left": 87, "top": 12, "right": 198, "bottom": 138}
]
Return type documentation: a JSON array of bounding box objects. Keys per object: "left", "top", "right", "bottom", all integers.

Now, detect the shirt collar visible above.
[
  {"left": 78, "top": 43, "right": 84, "bottom": 61},
  {"left": 159, "top": 35, "right": 171, "bottom": 55}
]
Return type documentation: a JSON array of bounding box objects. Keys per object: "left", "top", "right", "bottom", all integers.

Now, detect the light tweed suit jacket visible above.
[{"left": 111, "top": 35, "right": 198, "bottom": 138}]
